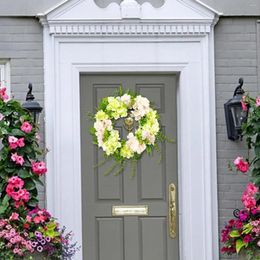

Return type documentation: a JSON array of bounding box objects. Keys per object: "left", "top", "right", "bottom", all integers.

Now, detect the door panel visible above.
[{"left": 80, "top": 74, "right": 178, "bottom": 260}]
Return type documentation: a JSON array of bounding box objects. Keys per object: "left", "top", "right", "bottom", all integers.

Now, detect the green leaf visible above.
[
  {"left": 27, "top": 197, "right": 38, "bottom": 207},
  {"left": 230, "top": 230, "right": 240, "bottom": 238},
  {"left": 236, "top": 239, "right": 246, "bottom": 253},
  {"left": 18, "top": 169, "right": 31, "bottom": 178},
  {"left": 0, "top": 195, "right": 9, "bottom": 215},
  {"left": 2, "top": 194, "right": 10, "bottom": 205},
  {"left": 24, "top": 179, "right": 36, "bottom": 190},
  {"left": 10, "top": 129, "right": 25, "bottom": 136},
  {"left": 242, "top": 223, "right": 253, "bottom": 234},
  {"left": 31, "top": 175, "right": 44, "bottom": 186}
]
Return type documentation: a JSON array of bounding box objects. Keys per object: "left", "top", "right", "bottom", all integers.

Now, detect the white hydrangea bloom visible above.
[
  {"left": 120, "top": 94, "right": 132, "bottom": 107},
  {"left": 126, "top": 133, "right": 146, "bottom": 154},
  {"left": 131, "top": 95, "right": 150, "bottom": 121},
  {"left": 141, "top": 130, "right": 156, "bottom": 145},
  {"left": 94, "top": 119, "right": 113, "bottom": 147}
]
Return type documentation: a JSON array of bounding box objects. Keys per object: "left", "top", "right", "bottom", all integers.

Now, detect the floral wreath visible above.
[{"left": 90, "top": 88, "right": 168, "bottom": 175}]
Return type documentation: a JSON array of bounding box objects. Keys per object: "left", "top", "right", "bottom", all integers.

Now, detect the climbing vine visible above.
[
  {"left": 0, "top": 86, "right": 78, "bottom": 259},
  {"left": 221, "top": 94, "right": 260, "bottom": 259},
  {"left": 0, "top": 87, "right": 45, "bottom": 215}
]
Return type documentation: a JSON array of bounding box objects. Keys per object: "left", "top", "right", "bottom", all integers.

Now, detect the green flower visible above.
[
  {"left": 38, "top": 221, "right": 60, "bottom": 238},
  {"left": 120, "top": 144, "right": 134, "bottom": 159},
  {"left": 95, "top": 110, "right": 109, "bottom": 121},
  {"left": 107, "top": 97, "right": 127, "bottom": 119},
  {"left": 102, "top": 130, "right": 121, "bottom": 155}
]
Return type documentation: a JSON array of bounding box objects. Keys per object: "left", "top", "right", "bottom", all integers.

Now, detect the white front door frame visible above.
[{"left": 40, "top": 1, "right": 219, "bottom": 259}]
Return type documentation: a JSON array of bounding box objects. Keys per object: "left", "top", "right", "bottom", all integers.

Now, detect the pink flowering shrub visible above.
[
  {"left": 221, "top": 95, "right": 260, "bottom": 259},
  {"left": 0, "top": 85, "right": 78, "bottom": 259},
  {"left": 221, "top": 183, "right": 260, "bottom": 257}
]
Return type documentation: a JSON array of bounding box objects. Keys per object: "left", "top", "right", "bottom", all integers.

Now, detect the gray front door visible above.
[{"left": 80, "top": 74, "right": 179, "bottom": 260}]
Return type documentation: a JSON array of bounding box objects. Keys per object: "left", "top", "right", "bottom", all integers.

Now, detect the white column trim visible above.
[{"left": 43, "top": 32, "right": 219, "bottom": 259}]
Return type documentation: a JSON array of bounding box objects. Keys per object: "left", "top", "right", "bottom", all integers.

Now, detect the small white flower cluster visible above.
[{"left": 93, "top": 92, "right": 160, "bottom": 159}]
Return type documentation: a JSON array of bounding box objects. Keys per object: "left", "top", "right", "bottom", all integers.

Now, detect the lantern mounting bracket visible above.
[
  {"left": 233, "top": 77, "right": 244, "bottom": 96},
  {"left": 26, "top": 83, "right": 35, "bottom": 101}
]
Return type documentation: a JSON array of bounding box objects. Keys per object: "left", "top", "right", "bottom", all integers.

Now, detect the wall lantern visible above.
[
  {"left": 22, "top": 83, "right": 43, "bottom": 124},
  {"left": 224, "top": 78, "right": 248, "bottom": 141}
]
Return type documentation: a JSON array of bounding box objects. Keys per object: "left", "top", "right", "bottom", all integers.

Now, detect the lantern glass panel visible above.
[{"left": 230, "top": 105, "right": 243, "bottom": 129}]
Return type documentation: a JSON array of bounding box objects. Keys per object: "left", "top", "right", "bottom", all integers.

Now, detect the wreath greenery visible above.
[{"left": 90, "top": 87, "right": 170, "bottom": 175}]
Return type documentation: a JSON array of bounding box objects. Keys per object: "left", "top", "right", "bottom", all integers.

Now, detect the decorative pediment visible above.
[
  {"left": 39, "top": 0, "right": 219, "bottom": 36},
  {"left": 43, "top": 0, "right": 218, "bottom": 21}
]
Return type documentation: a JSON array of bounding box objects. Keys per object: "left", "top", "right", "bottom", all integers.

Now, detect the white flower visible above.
[
  {"left": 120, "top": 94, "right": 132, "bottom": 107},
  {"left": 94, "top": 119, "right": 113, "bottom": 147},
  {"left": 126, "top": 133, "right": 146, "bottom": 154},
  {"left": 141, "top": 130, "right": 155, "bottom": 145},
  {"left": 132, "top": 95, "right": 150, "bottom": 120}
]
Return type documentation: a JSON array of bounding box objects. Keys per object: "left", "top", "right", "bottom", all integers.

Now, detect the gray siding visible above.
[
  {"left": 215, "top": 17, "right": 260, "bottom": 259},
  {"left": 0, "top": 17, "right": 45, "bottom": 208}
]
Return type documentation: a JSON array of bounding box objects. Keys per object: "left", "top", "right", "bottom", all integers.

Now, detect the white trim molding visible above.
[
  {"left": 0, "top": 59, "right": 11, "bottom": 96},
  {"left": 47, "top": 21, "right": 212, "bottom": 36},
  {"left": 41, "top": 0, "right": 219, "bottom": 259}
]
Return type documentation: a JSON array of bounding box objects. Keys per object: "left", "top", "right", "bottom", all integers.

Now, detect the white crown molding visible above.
[{"left": 45, "top": 21, "right": 212, "bottom": 36}]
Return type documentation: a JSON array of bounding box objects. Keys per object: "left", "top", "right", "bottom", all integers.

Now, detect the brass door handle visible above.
[{"left": 169, "top": 183, "right": 177, "bottom": 238}]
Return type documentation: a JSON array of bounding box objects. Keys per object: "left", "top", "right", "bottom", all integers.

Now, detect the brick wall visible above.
[
  {"left": 215, "top": 17, "right": 260, "bottom": 259},
  {"left": 0, "top": 17, "right": 45, "bottom": 208}
]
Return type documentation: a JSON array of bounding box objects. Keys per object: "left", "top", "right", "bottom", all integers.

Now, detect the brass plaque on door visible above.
[{"left": 112, "top": 205, "right": 149, "bottom": 216}]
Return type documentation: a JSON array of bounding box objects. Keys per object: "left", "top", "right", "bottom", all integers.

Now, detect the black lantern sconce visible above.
[
  {"left": 224, "top": 78, "right": 248, "bottom": 141},
  {"left": 22, "top": 83, "right": 43, "bottom": 124}
]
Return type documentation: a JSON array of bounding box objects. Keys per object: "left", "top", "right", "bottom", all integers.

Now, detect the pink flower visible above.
[
  {"left": 235, "top": 220, "right": 243, "bottom": 229},
  {"left": 243, "top": 234, "right": 251, "bottom": 243},
  {"left": 31, "top": 161, "right": 47, "bottom": 176},
  {"left": 26, "top": 216, "right": 32, "bottom": 223},
  {"left": 21, "top": 121, "right": 33, "bottom": 133},
  {"left": 246, "top": 183, "right": 258, "bottom": 195},
  {"left": 234, "top": 156, "right": 249, "bottom": 173},
  {"left": 6, "top": 176, "right": 29, "bottom": 202},
  {"left": 8, "top": 136, "right": 18, "bottom": 149},
  {"left": 241, "top": 183, "right": 258, "bottom": 210},
  {"left": 9, "top": 212, "right": 19, "bottom": 221},
  {"left": 241, "top": 100, "right": 248, "bottom": 111},
  {"left": 8, "top": 176, "right": 24, "bottom": 188},
  {"left": 256, "top": 96, "right": 260, "bottom": 107},
  {"left": 11, "top": 153, "right": 24, "bottom": 165},
  {"left": 33, "top": 215, "right": 46, "bottom": 224},
  {"left": 17, "top": 137, "right": 25, "bottom": 148},
  {"left": 0, "top": 113, "right": 4, "bottom": 121},
  {"left": 0, "top": 87, "right": 9, "bottom": 101},
  {"left": 239, "top": 211, "right": 248, "bottom": 221},
  {"left": 8, "top": 136, "right": 25, "bottom": 149}
]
